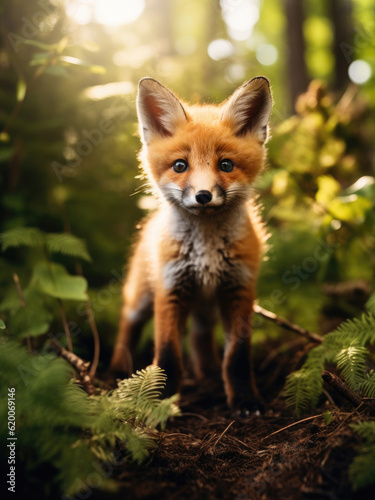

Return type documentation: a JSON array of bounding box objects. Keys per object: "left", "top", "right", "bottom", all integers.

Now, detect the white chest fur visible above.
[{"left": 162, "top": 208, "right": 251, "bottom": 293}]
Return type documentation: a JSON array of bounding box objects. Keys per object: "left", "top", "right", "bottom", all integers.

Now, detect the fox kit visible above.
[{"left": 110, "top": 76, "right": 272, "bottom": 413}]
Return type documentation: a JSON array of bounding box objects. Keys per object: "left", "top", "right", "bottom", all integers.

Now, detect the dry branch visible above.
[
  {"left": 321, "top": 370, "right": 362, "bottom": 407},
  {"left": 50, "top": 339, "right": 95, "bottom": 395},
  {"left": 253, "top": 304, "right": 324, "bottom": 344}
]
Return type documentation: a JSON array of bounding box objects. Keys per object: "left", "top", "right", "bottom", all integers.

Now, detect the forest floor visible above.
[{"left": 100, "top": 360, "right": 375, "bottom": 500}]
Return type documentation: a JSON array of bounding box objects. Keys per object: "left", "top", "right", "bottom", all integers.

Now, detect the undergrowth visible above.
[
  {"left": 284, "top": 292, "right": 375, "bottom": 490},
  {"left": 0, "top": 342, "right": 179, "bottom": 496}
]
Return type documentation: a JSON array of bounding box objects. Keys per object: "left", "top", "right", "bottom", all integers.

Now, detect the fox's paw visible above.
[{"left": 229, "top": 395, "right": 264, "bottom": 419}]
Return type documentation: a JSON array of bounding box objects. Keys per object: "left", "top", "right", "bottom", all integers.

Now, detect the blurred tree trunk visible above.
[
  {"left": 202, "top": 0, "right": 223, "bottom": 91},
  {"left": 284, "top": 0, "right": 310, "bottom": 111},
  {"left": 328, "top": 0, "right": 353, "bottom": 91},
  {"left": 152, "top": 0, "right": 175, "bottom": 56}
]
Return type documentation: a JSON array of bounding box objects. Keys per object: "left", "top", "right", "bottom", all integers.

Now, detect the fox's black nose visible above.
[{"left": 195, "top": 190, "right": 212, "bottom": 205}]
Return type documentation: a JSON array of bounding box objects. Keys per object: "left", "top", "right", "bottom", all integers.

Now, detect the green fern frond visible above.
[
  {"left": 366, "top": 292, "right": 375, "bottom": 314},
  {"left": 0, "top": 227, "right": 91, "bottom": 262},
  {"left": 349, "top": 421, "right": 375, "bottom": 490},
  {"left": 285, "top": 310, "right": 375, "bottom": 415},
  {"left": 112, "top": 366, "right": 180, "bottom": 429},
  {"left": 360, "top": 372, "right": 375, "bottom": 398},
  {"left": 146, "top": 393, "right": 180, "bottom": 429},
  {"left": 336, "top": 344, "right": 367, "bottom": 391},
  {"left": 120, "top": 426, "right": 156, "bottom": 464},
  {"left": 351, "top": 421, "right": 375, "bottom": 443},
  {"left": 0, "top": 343, "right": 179, "bottom": 496},
  {"left": 324, "top": 313, "right": 375, "bottom": 349},
  {"left": 0, "top": 227, "right": 45, "bottom": 251},
  {"left": 46, "top": 233, "right": 92, "bottom": 262},
  {"left": 284, "top": 368, "right": 323, "bottom": 416}
]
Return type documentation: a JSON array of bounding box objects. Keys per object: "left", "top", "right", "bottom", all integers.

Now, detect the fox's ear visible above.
[
  {"left": 137, "top": 78, "right": 188, "bottom": 144},
  {"left": 221, "top": 77, "right": 272, "bottom": 142}
]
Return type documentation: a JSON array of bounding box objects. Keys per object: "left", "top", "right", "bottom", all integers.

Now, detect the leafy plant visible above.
[
  {"left": 284, "top": 293, "right": 375, "bottom": 491},
  {"left": 284, "top": 307, "right": 375, "bottom": 416},
  {"left": 349, "top": 421, "right": 375, "bottom": 491},
  {"left": 0, "top": 227, "right": 90, "bottom": 341},
  {"left": 0, "top": 342, "right": 179, "bottom": 496},
  {"left": 0, "top": 227, "right": 91, "bottom": 261}
]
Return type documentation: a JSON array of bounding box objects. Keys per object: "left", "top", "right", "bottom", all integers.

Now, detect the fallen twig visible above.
[
  {"left": 50, "top": 339, "right": 95, "bottom": 395},
  {"left": 212, "top": 420, "right": 235, "bottom": 448},
  {"left": 321, "top": 370, "right": 362, "bottom": 407},
  {"left": 253, "top": 304, "right": 324, "bottom": 344},
  {"left": 261, "top": 414, "right": 323, "bottom": 441}
]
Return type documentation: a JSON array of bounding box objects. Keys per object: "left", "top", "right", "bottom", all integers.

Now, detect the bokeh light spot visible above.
[
  {"left": 256, "top": 44, "right": 278, "bottom": 66},
  {"left": 208, "top": 39, "right": 234, "bottom": 61},
  {"left": 348, "top": 60, "right": 372, "bottom": 85}
]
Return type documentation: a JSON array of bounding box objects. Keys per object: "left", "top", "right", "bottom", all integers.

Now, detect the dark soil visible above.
[
  {"left": 100, "top": 286, "right": 375, "bottom": 500},
  {"left": 99, "top": 369, "right": 375, "bottom": 500}
]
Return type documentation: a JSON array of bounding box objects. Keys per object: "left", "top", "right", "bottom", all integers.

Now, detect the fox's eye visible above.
[
  {"left": 173, "top": 159, "right": 188, "bottom": 173},
  {"left": 219, "top": 159, "right": 234, "bottom": 173}
]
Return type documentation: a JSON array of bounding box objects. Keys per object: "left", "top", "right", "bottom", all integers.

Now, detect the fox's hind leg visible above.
[
  {"left": 190, "top": 304, "right": 221, "bottom": 381},
  {"left": 110, "top": 286, "right": 153, "bottom": 378}
]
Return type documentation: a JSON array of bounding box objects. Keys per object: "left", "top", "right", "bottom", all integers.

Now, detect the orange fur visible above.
[{"left": 110, "top": 77, "right": 272, "bottom": 413}]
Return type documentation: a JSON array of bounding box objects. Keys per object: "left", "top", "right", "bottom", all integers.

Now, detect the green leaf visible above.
[
  {"left": 328, "top": 195, "right": 373, "bottom": 223},
  {"left": 343, "top": 176, "right": 375, "bottom": 200},
  {"left": 366, "top": 293, "right": 375, "bottom": 314},
  {"left": 0, "top": 227, "right": 45, "bottom": 251},
  {"left": 323, "top": 410, "right": 333, "bottom": 425},
  {"left": 336, "top": 344, "right": 367, "bottom": 390},
  {"left": 8, "top": 300, "right": 52, "bottom": 338},
  {"left": 44, "top": 65, "right": 70, "bottom": 78},
  {"left": 112, "top": 366, "right": 180, "bottom": 429},
  {"left": 7, "top": 288, "right": 53, "bottom": 338},
  {"left": 46, "top": 234, "right": 92, "bottom": 262},
  {"left": 350, "top": 421, "right": 375, "bottom": 490},
  {"left": 29, "top": 52, "right": 50, "bottom": 66},
  {"left": 32, "top": 262, "right": 88, "bottom": 301},
  {"left": 0, "top": 319, "right": 6, "bottom": 329},
  {"left": 16, "top": 78, "right": 27, "bottom": 102},
  {"left": 360, "top": 372, "right": 375, "bottom": 398},
  {"left": 57, "top": 56, "right": 106, "bottom": 74},
  {"left": 0, "top": 228, "right": 91, "bottom": 261},
  {"left": 316, "top": 175, "right": 340, "bottom": 205},
  {"left": 23, "top": 39, "right": 61, "bottom": 51}
]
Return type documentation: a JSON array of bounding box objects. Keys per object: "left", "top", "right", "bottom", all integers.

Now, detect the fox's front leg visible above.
[
  {"left": 153, "top": 291, "right": 188, "bottom": 397},
  {"left": 220, "top": 288, "right": 260, "bottom": 414}
]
